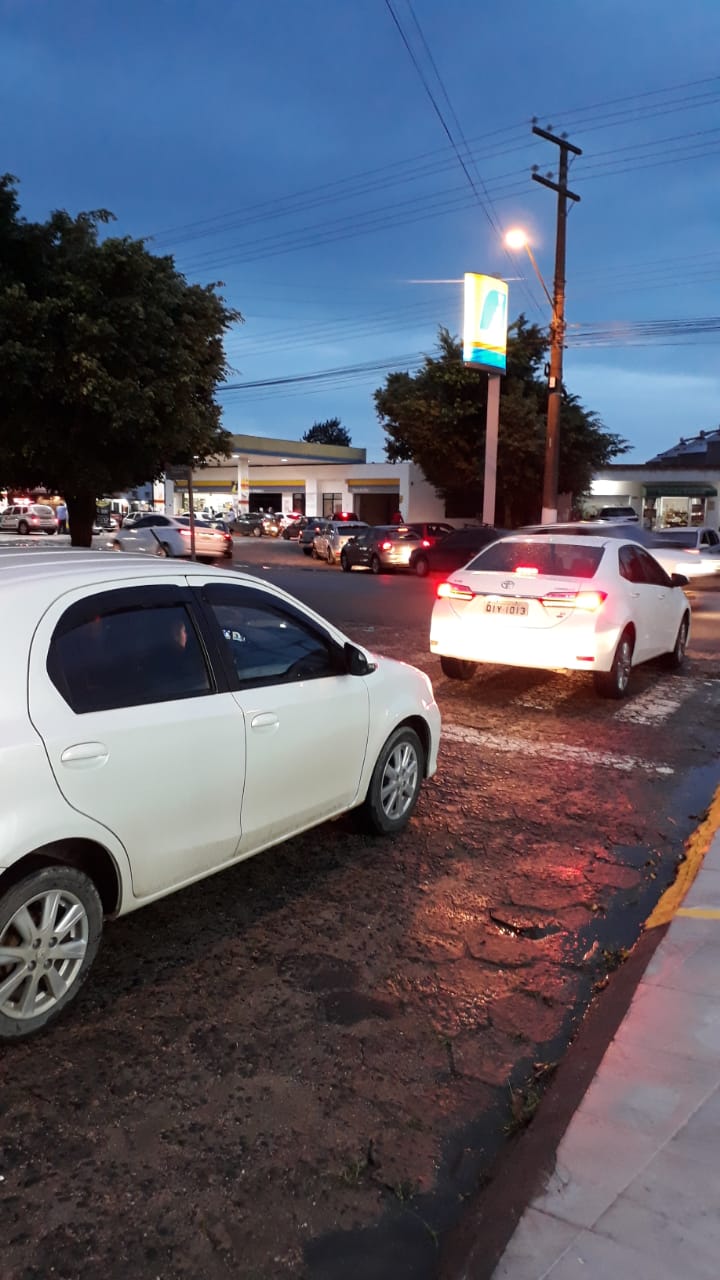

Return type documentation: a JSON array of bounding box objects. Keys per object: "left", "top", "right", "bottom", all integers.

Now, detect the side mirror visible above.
[
  {"left": 344, "top": 642, "right": 372, "bottom": 676},
  {"left": 671, "top": 573, "right": 690, "bottom": 587}
]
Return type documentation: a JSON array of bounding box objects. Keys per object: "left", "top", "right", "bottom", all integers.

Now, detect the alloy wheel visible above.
[
  {"left": 0, "top": 889, "right": 89, "bottom": 1022},
  {"left": 379, "top": 741, "right": 419, "bottom": 822}
]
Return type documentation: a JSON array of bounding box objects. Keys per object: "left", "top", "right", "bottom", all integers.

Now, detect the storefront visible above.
[
  {"left": 590, "top": 430, "right": 720, "bottom": 531},
  {"left": 170, "top": 433, "right": 446, "bottom": 524}
]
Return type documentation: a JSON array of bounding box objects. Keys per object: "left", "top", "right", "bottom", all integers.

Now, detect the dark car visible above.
[
  {"left": 298, "top": 518, "right": 330, "bottom": 556},
  {"left": 282, "top": 515, "right": 312, "bottom": 541},
  {"left": 341, "top": 525, "right": 423, "bottom": 573},
  {"left": 233, "top": 512, "right": 265, "bottom": 537},
  {"left": 408, "top": 526, "right": 504, "bottom": 577}
]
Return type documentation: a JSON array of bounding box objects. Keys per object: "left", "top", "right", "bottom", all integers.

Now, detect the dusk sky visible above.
[{"left": 3, "top": 0, "right": 719, "bottom": 462}]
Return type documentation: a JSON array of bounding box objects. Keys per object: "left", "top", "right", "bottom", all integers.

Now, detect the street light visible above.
[{"left": 502, "top": 227, "right": 558, "bottom": 522}]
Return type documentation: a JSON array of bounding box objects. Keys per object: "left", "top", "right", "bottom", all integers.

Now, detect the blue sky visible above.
[{"left": 3, "top": 0, "right": 719, "bottom": 462}]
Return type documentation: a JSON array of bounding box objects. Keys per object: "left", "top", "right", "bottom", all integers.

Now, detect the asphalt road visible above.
[{"left": 2, "top": 533, "right": 719, "bottom": 1280}]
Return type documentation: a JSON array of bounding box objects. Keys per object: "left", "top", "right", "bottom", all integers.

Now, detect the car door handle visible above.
[
  {"left": 629, "top": 591, "right": 641, "bottom": 598},
  {"left": 60, "top": 742, "right": 109, "bottom": 768},
  {"left": 250, "top": 713, "right": 279, "bottom": 731}
]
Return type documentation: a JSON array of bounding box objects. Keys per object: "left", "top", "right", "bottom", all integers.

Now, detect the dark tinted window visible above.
[
  {"left": 202, "top": 585, "right": 337, "bottom": 686},
  {"left": 633, "top": 547, "right": 672, "bottom": 586},
  {"left": 619, "top": 546, "right": 647, "bottom": 584},
  {"left": 48, "top": 602, "right": 212, "bottom": 713},
  {"left": 467, "top": 540, "right": 603, "bottom": 577},
  {"left": 446, "top": 529, "right": 491, "bottom": 547}
]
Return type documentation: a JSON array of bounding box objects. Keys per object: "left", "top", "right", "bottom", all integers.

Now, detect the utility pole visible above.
[{"left": 532, "top": 125, "right": 582, "bottom": 524}]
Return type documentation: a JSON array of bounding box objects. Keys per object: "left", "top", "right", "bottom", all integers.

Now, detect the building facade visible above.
[
  {"left": 590, "top": 429, "right": 720, "bottom": 530},
  {"left": 169, "top": 434, "right": 448, "bottom": 525}
]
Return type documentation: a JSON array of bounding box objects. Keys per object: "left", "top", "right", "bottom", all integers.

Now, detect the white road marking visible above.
[
  {"left": 442, "top": 723, "right": 675, "bottom": 775},
  {"left": 615, "top": 677, "right": 695, "bottom": 725}
]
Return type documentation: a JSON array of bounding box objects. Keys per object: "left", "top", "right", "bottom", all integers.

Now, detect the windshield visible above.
[
  {"left": 32, "top": 505, "right": 54, "bottom": 517},
  {"left": 466, "top": 540, "right": 604, "bottom": 578}
]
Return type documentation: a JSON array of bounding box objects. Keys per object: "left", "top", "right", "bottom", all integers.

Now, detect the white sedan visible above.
[
  {"left": 430, "top": 532, "right": 690, "bottom": 698},
  {"left": 651, "top": 526, "right": 720, "bottom": 578},
  {"left": 0, "top": 550, "right": 440, "bottom": 1040},
  {"left": 112, "top": 513, "right": 233, "bottom": 559}
]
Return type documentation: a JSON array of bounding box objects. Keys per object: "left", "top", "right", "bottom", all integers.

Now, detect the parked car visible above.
[
  {"left": 281, "top": 514, "right": 313, "bottom": 540},
  {"left": 313, "top": 521, "right": 369, "bottom": 564},
  {"left": 408, "top": 526, "right": 504, "bottom": 577},
  {"left": 260, "top": 514, "right": 283, "bottom": 538},
  {"left": 232, "top": 513, "right": 265, "bottom": 537},
  {"left": 594, "top": 506, "right": 639, "bottom": 523},
  {"left": 298, "top": 518, "right": 331, "bottom": 555},
  {"left": 113, "top": 513, "right": 233, "bottom": 560},
  {"left": 0, "top": 550, "right": 440, "bottom": 1039},
  {"left": 117, "top": 510, "right": 149, "bottom": 531},
  {"left": 519, "top": 522, "right": 719, "bottom": 582},
  {"left": 341, "top": 525, "right": 423, "bottom": 573},
  {"left": 651, "top": 526, "right": 720, "bottom": 576},
  {"left": 430, "top": 532, "right": 690, "bottom": 698},
  {"left": 0, "top": 503, "right": 59, "bottom": 536},
  {"left": 406, "top": 522, "right": 454, "bottom": 545}
]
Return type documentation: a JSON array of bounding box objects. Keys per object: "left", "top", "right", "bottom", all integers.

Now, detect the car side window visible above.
[
  {"left": 201, "top": 584, "right": 338, "bottom": 687},
  {"left": 634, "top": 547, "right": 672, "bottom": 587},
  {"left": 47, "top": 594, "right": 212, "bottom": 713},
  {"left": 618, "top": 546, "right": 644, "bottom": 583}
]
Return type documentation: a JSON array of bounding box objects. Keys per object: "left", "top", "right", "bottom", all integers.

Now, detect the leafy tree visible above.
[
  {"left": 303, "top": 417, "right": 352, "bottom": 447},
  {"left": 375, "top": 321, "right": 627, "bottom": 526},
  {"left": 0, "top": 175, "right": 241, "bottom": 545}
]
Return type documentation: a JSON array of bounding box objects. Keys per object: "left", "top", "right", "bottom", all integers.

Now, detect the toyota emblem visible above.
[{"left": 500, "top": 579, "right": 514, "bottom": 590}]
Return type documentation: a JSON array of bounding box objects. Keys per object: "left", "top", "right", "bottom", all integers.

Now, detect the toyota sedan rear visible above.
[{"left": 430, "top": 534, "right": 690, "bottom": 698}]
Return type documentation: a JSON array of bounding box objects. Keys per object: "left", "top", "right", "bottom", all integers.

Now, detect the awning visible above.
[{"left": 643, "top": 482, "right": 717, "bottom": 499}]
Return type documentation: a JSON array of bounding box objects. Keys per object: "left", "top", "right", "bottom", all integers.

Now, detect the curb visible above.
[{"left": 645, "top": 781, "right": 720, "bottom": 928}]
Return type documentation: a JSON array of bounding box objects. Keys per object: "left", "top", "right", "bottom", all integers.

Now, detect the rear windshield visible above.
[
  {"left": 653, "top": 531, "right": 696, "bottom": 547},
  {"left": 32, "top": 505, "right": 54, "bottom": 517},
  {"left": 466, "top": 540, "right": 604, "bottom": 578}
]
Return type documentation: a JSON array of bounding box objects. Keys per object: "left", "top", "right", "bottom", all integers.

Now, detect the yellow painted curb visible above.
[
  {"left": 645, "top": 783, "right": 720, "bottom": 929},
  {"left": 676, "top": 907, "right": 720, "bottom": 920}
]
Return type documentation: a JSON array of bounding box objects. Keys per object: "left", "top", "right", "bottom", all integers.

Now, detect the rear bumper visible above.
[{"left": 430, "top": 605, "right": 622, "bottom": 673}]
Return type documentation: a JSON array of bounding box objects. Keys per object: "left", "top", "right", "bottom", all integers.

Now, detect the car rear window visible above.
[
  {"left": 32, "top": 505, "right": 54, "bottom": 517},
  {"left": 466, "top": 541, "right": 604, "bottom": 578}
]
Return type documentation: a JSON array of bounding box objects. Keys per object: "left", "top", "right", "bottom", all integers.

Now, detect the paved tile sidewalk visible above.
[{"left": 493, "top": 826, "right": 720, "bottom": 1279}]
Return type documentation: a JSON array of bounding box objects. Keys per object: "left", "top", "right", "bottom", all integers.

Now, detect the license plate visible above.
[{"left": 485, "top": 600, "right": 528, "bottom": 617}]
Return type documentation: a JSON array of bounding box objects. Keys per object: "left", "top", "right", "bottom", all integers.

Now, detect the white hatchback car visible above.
[
  {"left": 430, "top": 533, "right": 690, "bottom": 698},
  {"left": 0, "top": 551, "right": 440, "bottom": 1040},
  {"left": 113, "top": 512, "right": 233, "bottom": 559},
  {"left": 0, "top": 503, "right": 59, "bottom": 535}
]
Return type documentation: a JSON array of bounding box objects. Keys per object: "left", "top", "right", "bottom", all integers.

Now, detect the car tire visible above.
[
  {"left": 154, "top": 541, "right": 171, "bottom": 558},
  {"left": 440, "top": 655, "right": 477, "bottom": 681},
  {"left": 594, "top": 630, "right": 634, "bottom": 699},
  {"left": 302, "top": 545, "right": 313, "bottom": 557},
  {"left": 0, "top": 865, "right": 103, "bottom": 1041},
  {"left": 111, "top": 540, "right": 123, "bottom": 551},
  {"left": 665, "top": 613, "right": 690, "bottom": 669},
  {"left": 252, "top": 526, "right": 262, "bottom": 537},
  {"left": 370, "top": 554, "right": 382, "bottom": 575},
  {"left": 414, "top": 556, "right": 429, "bottom": 578},
  {"left": 17, "top": 520, "right": 29, "bottom": 535},
  {"left": 360, "top": 725, "right": 425, "bottom": 835},
  {"left": 326, "top": 547, "right": 335, "bottom": 565},
  {"left": 340, "top": 552, "right": 351, "bottom": 572},
  {"left": 46, "top": 529, "right": 57, "bottom": 536}
]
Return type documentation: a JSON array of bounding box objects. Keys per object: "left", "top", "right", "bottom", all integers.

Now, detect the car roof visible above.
[
  {"left": 501, "top": 532, "right": 614, "bottom": 548},
  {"left": 0, "top": 549, "right": 253, "bottom": 594}
]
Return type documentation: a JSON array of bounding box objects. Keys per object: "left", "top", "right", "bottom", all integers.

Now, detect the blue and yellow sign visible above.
[{"left": 463, "top": 273, "right": 508, "bottom": 373}]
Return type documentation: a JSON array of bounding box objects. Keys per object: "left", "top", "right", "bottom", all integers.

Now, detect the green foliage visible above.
[
  {"left": 303, "top": 417, "right": 352, "bottom": 447},
  {"left": 0, "top": 175, "right": 241, "bottom": 543},
  {"left": 375, "top": 321, "right": 627, "bottom": 526}
]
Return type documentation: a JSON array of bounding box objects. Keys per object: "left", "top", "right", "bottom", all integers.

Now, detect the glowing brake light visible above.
[
  {"left": 380, "top": 540, "right": 393, "bottom": 551},
  {"left": 542, "top": 590, "right": 607, "bottom": 612},
  {"left": 421, "top": 539, "right": 431, "bottom": 547},
  {"left": 514, "top": 565, "right": 539, "bottom": 577},
  {"left": 437, "top": 581, "right": 475, "bottom": 601}
]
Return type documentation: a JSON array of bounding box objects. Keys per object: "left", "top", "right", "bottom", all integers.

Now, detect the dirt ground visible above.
[{"left": 1, "top": 628, "right": 719, "bottom": 1280}]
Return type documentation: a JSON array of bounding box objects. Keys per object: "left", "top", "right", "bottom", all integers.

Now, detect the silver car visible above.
[
  {"left": 312, "top": 521, "right": 368, "bottom": 564},
  {"left": 340, "top": 525, "right": 423, "bottom": 573},
  {"left": 0, "top": 503, "right": 59, "bottom": 535}
]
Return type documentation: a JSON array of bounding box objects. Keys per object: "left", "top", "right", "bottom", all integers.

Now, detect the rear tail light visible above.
[
  {"left": 437, "top": 581, "right": 475, "bottom": 601},
  {"left": 421, "top": 539, "right": 431, "bottom": 547},
  {"left": 380, "top": 541, "right": 393, "bottom": 551},
  {"left": 542, "top": 590, "right": 607, "bottom": 612}
]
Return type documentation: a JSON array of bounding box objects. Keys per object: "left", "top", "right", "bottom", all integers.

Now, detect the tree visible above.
[
  {"left": 302, "top": 417, "right": 352, "bottom": 447},
  {"left": 0, "top": 175, "right": 241, "bottom": 545},
  {"left": 375, "top": 321, "right": 627, "bottom": 527}
]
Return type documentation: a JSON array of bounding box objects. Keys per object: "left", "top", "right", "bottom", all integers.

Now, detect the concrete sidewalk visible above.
[{"left": 493, "top": 815, "right": 720, "bottom": 1280}]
